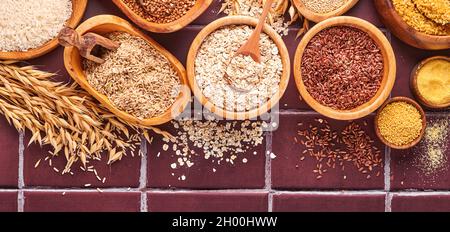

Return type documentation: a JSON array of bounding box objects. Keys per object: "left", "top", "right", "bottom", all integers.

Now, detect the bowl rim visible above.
[
  {"left": 293, "top": 0, "right": 360, "bottom": 23},
  {"left": 186, "top": 15, "right": 291, "bottom": 120},
  {"left": 374, "top": 96, "right": 427, "bottom": 150},
  {"left": 293, "top": 16, "right": 397, "bottom": 121},
  {"left": 0, "top": 0, "right": 88, "bottom": 60},
  {"left": 112, "top": 0, "right": 213, "bottom": 33},
  {"left": 374, "top": 0, "right": 450, "bottom": 50},
  {"left": 410, "top": 56, "right": 450, "bottom": 109},
  {"left": 63, "top": 15, "right": 191, "bottom": 126}
]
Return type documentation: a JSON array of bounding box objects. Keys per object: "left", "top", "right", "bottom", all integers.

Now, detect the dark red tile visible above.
[
  {"left": 0, "top": 192, "right": 18, "bottom": 212},
  {"left": 272, "top": 113, "right": 385, "bottom": 190},
  {"left": 390, "top": 115, "right": 450, "bottom": 190},
  {"left": 279, "top": 28, "right": 311, "bottom": 110},
  {"left": 0, "top": 118, "right": 19, "bottom": 188},
  {"left": 390, "top": 36, "right": 450, "bottom": 102},
  {"left": 24, "top": 132, "right": 141, "bottom": 188},
  {"left": 273, "top": 193, "right": 385, "bottom": 212},
  {"left": 392, "top": 194, "right": 450, "bottom": 212},
  {"left": 346, "top": 0, "right": 383, "bottom": 27},
  {"left": 147, "top": 120, "right": 266, "bottom": 189},
  {"left": 148, "top": 191, "right": 268, "bottom": 212},
  {"left": 24, "top": 191, "right": 141, "bottom": 212}
]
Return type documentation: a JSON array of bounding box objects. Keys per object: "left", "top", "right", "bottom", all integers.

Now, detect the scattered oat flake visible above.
[
  {"left": 34, "top": 159, "right": 41, "bottom": 168},
  {"left": 270, "top": 153, "right": 277, "bottom": 159},
  {"left": 170, "top": 163, "right": 177, "bottom": 169},
  {"left": 242, "top": 158, "right": 248, "bottom": 163},
  {"left": 84, "top": 184, "right": 91, "bottom": 187}
]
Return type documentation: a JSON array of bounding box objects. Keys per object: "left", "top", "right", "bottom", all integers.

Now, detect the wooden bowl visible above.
[
  {"left": 410, "top": 56, "right": 450, "bottom": 109},
  {"left": 63, "top": 15, "right": 191, "bottom": 126},
  {"left": 0, "top": 0, "right": 88, "bottom": 60},
  {"left": 293, "top": 0, "right": 359, "bottom": 23},
  {"left": 293, "top": 16, "right": 396, "bottom": 121},
  {"left": 186, "top": 16, "right": 290, "bottom": 120},
  {"left": 112, "top": 0, "right": 213, "bottom": 33},
  {"left": 375, "top": 97, "right": 426, "bottom": 149},
  {"left": 374, "top": 0, "right": 450, "bottom": 50}
]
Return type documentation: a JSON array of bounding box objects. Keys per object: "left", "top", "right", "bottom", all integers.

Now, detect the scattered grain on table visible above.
[
  {"left": 158, "top": 119, "right": 266, "bottom": 180},
  {"left": 295, "top": 119, "right": 383, "bottom": 179},
  {"left": 413, "top": 118, "right": 449, "bottom": 177}
]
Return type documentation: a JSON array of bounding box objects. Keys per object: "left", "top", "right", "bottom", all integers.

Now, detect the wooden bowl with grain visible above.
[
  {"left": 63, "top": 15, "right": 191, "bottom": 126},
  {"left": 112, "top": 0, "right": 213, "bottom": 33},
  {"left": 375, "top": 97, "right": 426, "bottom": 150},
  {"left": 293, "top": 16, "right": 396, "bottom": 121},
  {"left": 410, "top": 56, "right": 450, "bottom": 109},
  {"left": 374, "top": 0, "right": 450, "bottom": 50},
  {"left": 186, "top": 16, "right": 290, "bottom": 120},
  {"left": 293, "top": 0, "right": 359, "bottom": 23},
  {"left": 0, "top": 0, "right": 88, "bottom": 60}
]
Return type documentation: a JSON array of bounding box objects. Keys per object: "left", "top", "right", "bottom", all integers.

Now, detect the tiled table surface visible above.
[{"left": 0, "top": 0, "right": 449, "bottom": 212}]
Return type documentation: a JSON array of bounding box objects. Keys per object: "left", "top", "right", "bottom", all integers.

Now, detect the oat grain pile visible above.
[
  {"left": 0, "top": 0, "right": 72, "bottom": 52},
  {"left": 195, "top": 26, "right": 283, "bottom": 112},
  {"left": 84, "top": 32, "right": 181, "bottom": 119},
  {"left": 301, "top": 0, "right": 348, "bottom": 14}
]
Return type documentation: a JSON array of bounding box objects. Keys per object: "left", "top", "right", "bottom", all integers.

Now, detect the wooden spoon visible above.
[
  {"left": 224, "top": 0, "right": 274, "bottom": 92},
  {"left": 58, "top": 27, "right": 119, "bottom": 64}
]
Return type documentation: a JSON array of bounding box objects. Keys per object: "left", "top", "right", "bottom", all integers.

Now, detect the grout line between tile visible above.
[
  {"left": 139, "top": 136, "right": 148, "bottom": 212},
  {"left": 17, "top": 190, "right": 24, "bottom": 212},
  {"left": 384, "top": 146, "right": 391, "bottom": 192},
  {"left": 140, "top": 192, "right": 148, "bottom": 212},
  {"left": 385, "top": 193, "right": 393, "bottom": 212},
  {"left": 18, "top": 131, "right": 25, "bottom": 212},
  {"left": 265, "top": 129, "right": 273, "bottom": 212},
  {"left": 18, "top": 132, "right": 24, "bottom": 189},
  {"left": 139, "top": 137, "right": 148, "bottom": 189}
]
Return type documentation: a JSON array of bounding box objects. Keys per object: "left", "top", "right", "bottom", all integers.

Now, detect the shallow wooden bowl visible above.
[
  {"left": 0, "top": 0, "right": 88, "bottom": 60},
  {"left": 293, "top": 0, "right": 359, "bottom": 23},
  {"left": 410, "top": 56, "right": 450, "bottom": 109},
  {"left": 63, "top": 15, "right": 191, "bottom": 126},
  {"left": 374, "top": 0, "right": 450, "bottom": 50},
  {"left": 294, "top": 16, "right": 396, "bottom": 121},
  {"left": 187, "top": 16, "right": 291, "bottom": 120},
  {"left": 375, "top": 97, "right": 426, "bottom": 150},
  {"left": 112, "top": 0, "right": 213, "bottom": 33}
]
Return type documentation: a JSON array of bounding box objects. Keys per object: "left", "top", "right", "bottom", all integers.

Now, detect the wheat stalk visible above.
[{"left": 0, "top": 61, "right": 172, "bottom": 174}]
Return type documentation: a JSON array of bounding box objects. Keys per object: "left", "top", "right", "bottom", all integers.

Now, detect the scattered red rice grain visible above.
[{"left": 296, "top": 119, "right": 383, "bottom": 179}]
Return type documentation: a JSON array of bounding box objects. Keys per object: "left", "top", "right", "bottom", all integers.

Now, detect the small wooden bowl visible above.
[
  {"left": 293, "top": 0, "right": 359, "bottom": 23},
  {"left": 0, "top": 0, "right": 88, "bottom": 60},
  {"left": 374, "top": 0, "right": 450, "bottom": 50},
  {"left": 375, "top": 97, "right": 426, "bottom": 150},
  {"left": 63, "top": 15, "right": 191, "bottom": 126},
  {"left": 410, "top": 56, "right": 450, "bottom": 109},
  {"left": 293, "top": 16, "right": 396, "bottom": 121},
  {"left": 112, "top": 0, "right": 213, "bottom": 33},
  {"left": 186, "top": 16, "right": 290, "bottom": 120}
]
